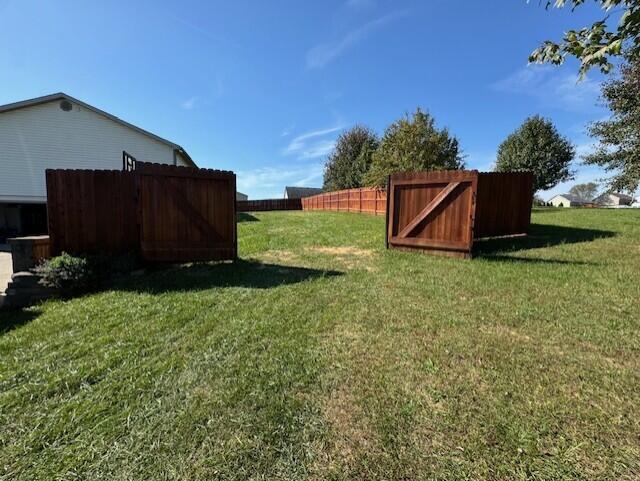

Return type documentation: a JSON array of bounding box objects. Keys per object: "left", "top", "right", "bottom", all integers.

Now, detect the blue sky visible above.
[{"left": 0, "top": 0, "right": 623, "bottom": 199}]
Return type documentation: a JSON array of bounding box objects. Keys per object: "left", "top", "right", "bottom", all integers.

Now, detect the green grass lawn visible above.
[{"left": 1, "top": 208, "right": 639, "bottom": 480}]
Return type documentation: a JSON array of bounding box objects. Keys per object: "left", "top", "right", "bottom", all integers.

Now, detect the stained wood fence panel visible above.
[
  {"left": 136, "top": 163, "right": 236, "bottom": 262},
  {"left": 386, "top": 170, "right": 533, "bottom": 258},
  {"left": 387, "top": 171, "right": 477, "bottom": 258},
  {"left": 46, "top": 163, "right": 236, "bottom": 262},
  {"left": 237, "top": 198, "right": 302, "bottom": 212},
  {"left": 46, "top": 169, "right": 138, "bottom": 255},
  {"left": 474, "top": 172, "right": 534, "bottom": 239},
  {"left": 301, "top": 187, "right": 386, "bottom": 215}
]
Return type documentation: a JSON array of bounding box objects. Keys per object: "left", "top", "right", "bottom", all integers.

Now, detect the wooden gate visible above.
[
  {"left": 46, "top": 162, "right": 237, "bottom": 262},
  {"left": 136, "top": 163, "right": 236, "bottom": 262},
  {"left": 386, "top": 171, "right": 478, "bottom": 258}
]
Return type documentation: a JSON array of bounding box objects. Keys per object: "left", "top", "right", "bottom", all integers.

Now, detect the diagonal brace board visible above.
[
  {"left": 152, "top": 176, "right": 223, "bottom": 242},
  {"left": 397, "top": 181, "right": 461, "bottom": 238}
]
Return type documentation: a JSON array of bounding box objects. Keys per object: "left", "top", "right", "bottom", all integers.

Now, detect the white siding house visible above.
[
  {"left": 548, "top": 194, "right": 586, "bottom": 207},
  {"left": 593, "top": 192, "right": 634, "bottom": 207},
  {"left": 0, "top": 93, "right": 195, "bottom": 237}
]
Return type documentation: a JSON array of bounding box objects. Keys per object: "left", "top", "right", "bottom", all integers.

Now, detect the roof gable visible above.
[
  {"left": 549, "top": 194, "right": 584, "bottom": 203},
  {"left": 0, "top": 93, "right": 196, "bottom": 167},
  {"left": 284, "top": 186, "right": 323, "bottom": 198}
]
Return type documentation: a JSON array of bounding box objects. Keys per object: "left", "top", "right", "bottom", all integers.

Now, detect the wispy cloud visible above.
[
  {"left": 237, "top": 164, "right": 324, "bottom": 199},
  {"left": 181, "top": 96, "right": 198, "bottom": 110},
  {"left": 281, "top": 125, "right": 295, "bottom": 137},
  {"left": 465, "top": 151, "right": 497, "bottom": 172},
  {"left": 283, "top": 124, "right": 344, "bottom": 159},
  {"left": 491, "top": 65, "right": 602, "bottom": 113},
  {"left": 306, "top": 10, "right": 407, "bottom": 69}
]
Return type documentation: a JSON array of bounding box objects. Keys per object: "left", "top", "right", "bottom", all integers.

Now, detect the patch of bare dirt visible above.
[
  {"left": 258, "top": 250, "right": 297, "bottom": 263},
  {"left": 481, "top": 324, "right": 532, "bottom": 343},
  {"left": 306, "top": 246, "right": 377, "bottom": 271},
  {"left": 307, "top": 246, "right": 374, "bottom": 257},
  {"left": 320, "top": 387, "right": 378, "bottom": 469}
]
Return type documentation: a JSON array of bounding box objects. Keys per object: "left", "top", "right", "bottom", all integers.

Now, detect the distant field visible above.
[{"left": 1, "top": 208, "right": 639, "bottom": 480}]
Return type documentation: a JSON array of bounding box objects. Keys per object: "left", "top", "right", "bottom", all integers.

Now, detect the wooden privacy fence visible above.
[
  {"left": 46, "top": 161, "right": 237, "bottom": 262},
  {"left": 237, "top": 198, "right": 302, "bottom": 212},
  {"left": 301, "top": 187, "right": 386, "bottom": 215},
  {"left": 386, "top": 170, "right": 533, "bottom": 258}
]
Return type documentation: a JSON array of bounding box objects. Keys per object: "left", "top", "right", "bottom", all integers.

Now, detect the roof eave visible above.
[{"left": 0, "top": 92, "right": 198, "bottom": 168}]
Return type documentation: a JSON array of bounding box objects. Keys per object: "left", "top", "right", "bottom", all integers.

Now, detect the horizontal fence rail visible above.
[
  {"left": 301, "top": 187, "right": 387, "bottom": 215},
  {"left": 237, "top": 198, "right": 302, "bottom": 212}
]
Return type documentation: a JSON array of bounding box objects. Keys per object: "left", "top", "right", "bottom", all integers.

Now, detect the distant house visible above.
[
  {"left": 236, "top": 192, "right": 248, "bottom": 201},
  {"left": 593, "top": 192, "right": 634, "bottom": 207},
  {"left": 283, "top": 186, "right": 323, "bottom": 199},
  {"left": 0, "top": 92, "right": 195, "bottom": 238},
  {"left": 548, "top": 194, "right": 586, "bottom": 207}
]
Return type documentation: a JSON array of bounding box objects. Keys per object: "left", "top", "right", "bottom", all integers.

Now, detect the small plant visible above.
[
  {"left": 35, "top": 252, "right": 92, "bottom": 293},
  {"left": 35, "top": 252, "right": 140, "bottom": 294}
]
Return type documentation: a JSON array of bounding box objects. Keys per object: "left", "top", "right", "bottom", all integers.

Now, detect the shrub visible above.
[
  {"left": 364, "top": 108, "right": 464, "bottom": 187},
  {"left": 35, "top": 252, "right": 92, "bottom": 293},
  {"left": 35, "top": 252, "right": 140, "bottom": 294}
]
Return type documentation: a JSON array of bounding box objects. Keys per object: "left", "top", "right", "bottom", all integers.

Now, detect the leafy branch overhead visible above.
[{"left": 529, "top": 0, "right": 640, "bottom": 77}]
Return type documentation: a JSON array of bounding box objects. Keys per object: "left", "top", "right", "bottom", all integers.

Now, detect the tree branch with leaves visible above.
[{"left": 529, "top": 0, "right": 640, "bottom": 77}]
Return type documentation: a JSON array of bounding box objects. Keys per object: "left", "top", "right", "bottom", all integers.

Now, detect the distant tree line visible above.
[
  {"left": 323, "top": 110, "right": 575, "bottom": 194},
  {"left": 323, "top": 109, "right": 464, "bottom": 190}
]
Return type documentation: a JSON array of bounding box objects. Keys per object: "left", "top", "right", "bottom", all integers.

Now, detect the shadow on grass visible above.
[
  {"left": 237, "top": 213, "right": 260, "bottom": 222},
  {"left": 117, "top": 259, "right": 342, "bottom": 294},
  {"left": 0, "top": 308, "right": 41, "bottom": 335},
  {"left": 473, "top": 223, "right": 615, "bottom": 262}
]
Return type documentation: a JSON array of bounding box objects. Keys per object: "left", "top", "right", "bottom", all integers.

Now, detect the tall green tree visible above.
[
  {"left": 323, "top": 125, "right": 378, "bottom": 191},
  {"left": 495, "top": 116, "right": 575, "bottom": 192},
  {"left": 529, "top": 0, "right": 640, "bottom": 77},
  {"left": 569, "top": 181, "right": 599, "bottom": 200},
  {"left": 584, "top": 59, "right": 640, "bottom": 191},
  {"left": 364, "top": 108, "right": 464, "bottom": 187}
]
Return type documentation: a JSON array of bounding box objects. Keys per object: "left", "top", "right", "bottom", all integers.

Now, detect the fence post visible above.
[{"left": 385, "top": 175, "right": 391, "bottom": 248}]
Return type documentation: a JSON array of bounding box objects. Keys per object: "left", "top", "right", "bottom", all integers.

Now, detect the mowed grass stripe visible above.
[{"left": 0, "top": 208, "right": 638, "bottom": 479}]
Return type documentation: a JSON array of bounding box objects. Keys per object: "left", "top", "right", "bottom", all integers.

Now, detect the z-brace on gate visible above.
[{"left": 386, "top": 170, "right": 533, "bottom": 258}]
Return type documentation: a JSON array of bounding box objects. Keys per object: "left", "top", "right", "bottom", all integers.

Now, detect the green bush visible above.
[
  {"left": 35, "top": 252, "right": 92, "bottom": 292},
  {"left": 35, "top": 252, "right": 139, "bottom": 294}
]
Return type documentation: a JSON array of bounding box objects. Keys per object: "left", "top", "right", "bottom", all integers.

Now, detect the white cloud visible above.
[
  {"left": 281, "top": 125, "right": 294, "bottom": 137},
  {"left": 465, "top": 151, "right": 497, "bottom": 173},
  {"left": 236, "top": 163, "right": 324, "bottom": 199},
  {"left": 283, "top": 124, "right": 344, "bottom": 159},
  {"left": 491, "top": 65, "right": 602, "bottom": 113},
  {"left": 181, "top": 97, "right": 198, "bottom": 110},
  {"left": 575, "top": 140, "right": 598, "bottom": 159},
  {"left": 306, "top": 10, "right": 407, "bottom": 69}
]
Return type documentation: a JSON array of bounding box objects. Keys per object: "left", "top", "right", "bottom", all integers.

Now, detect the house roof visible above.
[
  {"left": 284, "top": 186, "right": 323, "bottom": 198},
  {"left": 0, "top": 92, "right": 197, "bottom": 167},
  {"left": 593, "top": 192, "right": 635, "bottom": 203},
  {"left": 549, "top": 193, "right": 585, "bottom": 204},
  {"left": 611, "top": 192, "right": 634, "bottom": 201}
]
